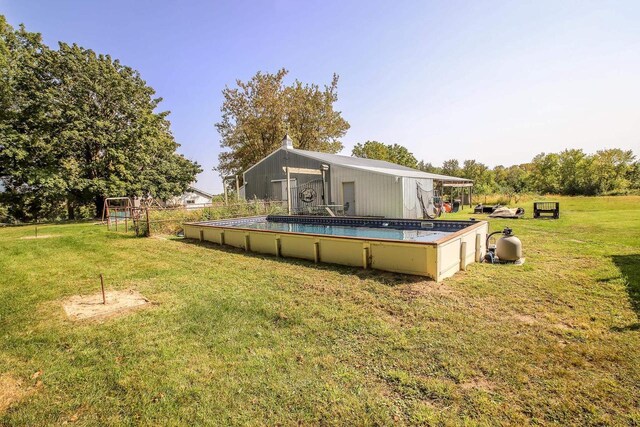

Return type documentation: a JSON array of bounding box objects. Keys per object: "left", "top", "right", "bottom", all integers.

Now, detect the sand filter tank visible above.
[{"left": 484, "top": 227, "right": 524, "bottom": 264}]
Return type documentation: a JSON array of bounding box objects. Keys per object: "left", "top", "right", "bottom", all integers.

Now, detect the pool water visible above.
[{"left": 228, "top": 221, "right": 450, "bottom": 242}]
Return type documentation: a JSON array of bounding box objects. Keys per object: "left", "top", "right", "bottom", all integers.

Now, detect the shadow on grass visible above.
[
  {"left": 611, "top": 254, "right": 640, "bottom": 332},
  {"left": 180, "top": 238, "right": 427, "bottom": 286}
]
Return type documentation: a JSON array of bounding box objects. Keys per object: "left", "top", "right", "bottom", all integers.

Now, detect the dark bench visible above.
[
  {"left": 533, "top": 201, "right": 560, "bottom": 219},
  {"left": 474, "top": 204, "right": 500, "bottom": 214}
]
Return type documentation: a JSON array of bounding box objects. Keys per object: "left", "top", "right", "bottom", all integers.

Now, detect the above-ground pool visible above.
[{"left": 184, "top": 215, "right": 488, "bottom": 281}]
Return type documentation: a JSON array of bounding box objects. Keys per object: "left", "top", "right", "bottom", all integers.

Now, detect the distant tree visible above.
[
  {"left": 627, "top": 161, "right": 640, "bottom": 190},
  {"left": 351, "top": 141, "right": 418, "bottom": 168},
  {"left": 461, "top": 160, "right": 494, "bottom": 194},
  {"left": 0, "top": 17, "right": 201, "bottom": 221},
  {"left": 557, "top": 149, "right": 591, "bottom": 195},
  {"left": 441, "top": 159, "right": 461, "bottom": 177},
  {"left": 529, "top": 153, "right": 561, "bottom": 194},
  {"left": 352, "top": 141, "right": 388, "bottom": 161},
  {"left": 504, "top": 165, "right": 531, "bottom": 194},
  {"left": 588, "top": 149, "right": 636, "bottom": 194},
  {"left": 417, "top": 161, "right": 441, "bottom": 174},
  {"left": 215, "top": 69, "right": 350, "bottom": 177},
  {"left": 494, "top": 164, "right": 530, "bottom": 198},
  {"left": 493, "top": 165, "right": 508, "bottom": 188}
]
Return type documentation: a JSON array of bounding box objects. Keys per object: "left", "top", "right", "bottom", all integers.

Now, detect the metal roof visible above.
[
  {"left": 290, "top": 148, "right": 473, "bottom": 182},
  {"left": 187, "top": 186, "right": 214, "bottom": 198}
]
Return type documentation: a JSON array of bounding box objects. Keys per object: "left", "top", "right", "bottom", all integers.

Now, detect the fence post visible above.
[
  {"left": 460, "top": 241, "right": 467, "bottom": 271},
  {"left": 145, "top": 207, "right": 151, "bottom": 237},
  {"left": 475, "top": 234, "right": 482, "bottom": 262},
  {"left": 100, "top": 273, "right": 106, "bottom": 304}
]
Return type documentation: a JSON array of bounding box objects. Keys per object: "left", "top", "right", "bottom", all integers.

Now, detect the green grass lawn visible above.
[{"left": 1, "top": 196, "right": 639, "bottom": 426}]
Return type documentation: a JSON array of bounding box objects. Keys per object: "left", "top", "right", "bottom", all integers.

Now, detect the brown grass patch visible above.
[
  {"left": 63, "top": 290, "right": 149, "bottom": 321},
  {"left": 459, "top": 377, "right": 495, "bottom": 392},
  {"left": 0, "top": 374, "right": 31, "bottom": 414},
  {"left": 397, "top": 281, "right": 453, "bottom": 300},
  {"left": 553, "top": 322, "right": 574, "bottom": 331},
  {"left": 20, "top": 234, "right": 60, "bottom": 240},
  {"left": 513, "top": 314, "right": 537, "bottom": 325}
]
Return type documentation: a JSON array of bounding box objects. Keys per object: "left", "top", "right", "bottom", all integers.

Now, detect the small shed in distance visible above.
[{"left": 241, "top": 136, "right": 472, "bottom": 219}]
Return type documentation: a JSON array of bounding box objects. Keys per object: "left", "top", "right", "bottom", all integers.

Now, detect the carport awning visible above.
[{"left": 438, "top": 180, "right": 474, "bottom": 187}]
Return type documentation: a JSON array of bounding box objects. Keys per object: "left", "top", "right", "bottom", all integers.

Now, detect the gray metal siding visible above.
[
  {"left": 329, "top": 165, "right": 403, "bottom": 217},
  {"left": 243, "top": 150, "right": 332, "bottom": 203}
]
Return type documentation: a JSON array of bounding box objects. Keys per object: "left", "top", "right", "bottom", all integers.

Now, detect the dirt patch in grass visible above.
[
  {"left": 63, "top": 290, "right": 149, "bottom": 321},
  {"left": 20, "top": 234, "right": 60, "bottom": 240},
  {"left": 0, "top": 374, "right": 32, "bottom": 414},
  {"left": 459, "top": 377, "right": 495, "bottom": 392},
  {"left": 397, "top": 281, "right": 453, "bottom": 300},
  {"left": 553, "top": 322, "right": 574, "bottom": 331},
  {"left": 513, "top": 314, "right": 537, "bottom": 325}
]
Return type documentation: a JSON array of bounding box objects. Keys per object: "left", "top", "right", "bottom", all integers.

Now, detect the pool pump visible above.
[{"left": 484, "top": 227, "right": 525, "bottom": 265}]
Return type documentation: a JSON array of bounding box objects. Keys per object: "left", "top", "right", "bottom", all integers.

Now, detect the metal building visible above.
[{"left": 241, "top": 135, "right": 472, "bottom": 218}]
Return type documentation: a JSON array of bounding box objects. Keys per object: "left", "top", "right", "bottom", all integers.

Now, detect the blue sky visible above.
[{"left": 3, "top": 0, "right": 639, "bottom": 193}]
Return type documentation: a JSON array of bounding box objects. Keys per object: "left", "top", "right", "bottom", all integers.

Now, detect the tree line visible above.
[
  {"left": 0, "top": 16, "right": 201, "bottom": 222},
  {"left": 352, "top": 141, "right": 639, "bottom": 196}
]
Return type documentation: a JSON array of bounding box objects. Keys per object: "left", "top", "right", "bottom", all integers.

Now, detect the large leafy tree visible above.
[
  {"left": 441, "top": 159, "right": 462, "bottom": 177},
  {"left": 461, "top": 160, "right": 494, "bottom": 194},
  {"left": 557, "top": 149, "right": 591, "bottom": 195},
  {"left": 627, "top": 160, "right": 640, "bottom": 190},
  {"left": 351, "top": 140, "right": 418, "bottom": 168},
  {"left": 588, "top": 149, "right": 635, "bottom": 194},
  {"left": 417, "top": 160, "right": 441, "bottom": 174},
  {"left": 215, "top": 69, "right": 350, "bottom": 177},
  {"left": 0, "top": 17, "right": 66, "bottom": 220},
  {"left": 0, "top": 17, "right": 200, "bottom": 220},
  {"left": 529, "top": 153, "right": 561, "bottom": 194},
  {"left": 494, "top": 164, "right": 531, "bottom": 195}
]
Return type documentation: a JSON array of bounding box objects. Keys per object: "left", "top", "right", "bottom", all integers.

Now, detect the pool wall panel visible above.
[
  {"left": 248, "top": 232, "right": 278, "bottom": 255},
  {"left": 318, "top": 238, "right": 366, "bottom": 267},
  {"left": 370, "top": 243, "right": 432, "bottom": 276},
  {"left": 184, "top": 226, "right": 200, "bottom": 240},
  {"left": 224, "top": 229, "right": 247, "bottom": 249},
  {"left": 279, "top": 235, "right": 316, "bottom": 261},
  {"left": 436, "top": 222, "right": 489, "bottom": 281},
  {"left": 203, "top": 228, "right": 223, "bottom": 244}
]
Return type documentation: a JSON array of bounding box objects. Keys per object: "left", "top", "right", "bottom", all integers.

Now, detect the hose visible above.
[
  {"left": 486, "top": 227, "right": 514, "bottom": 248},
  {"left": 486, "top": 230, "right": 504, "bottom": 249}
]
